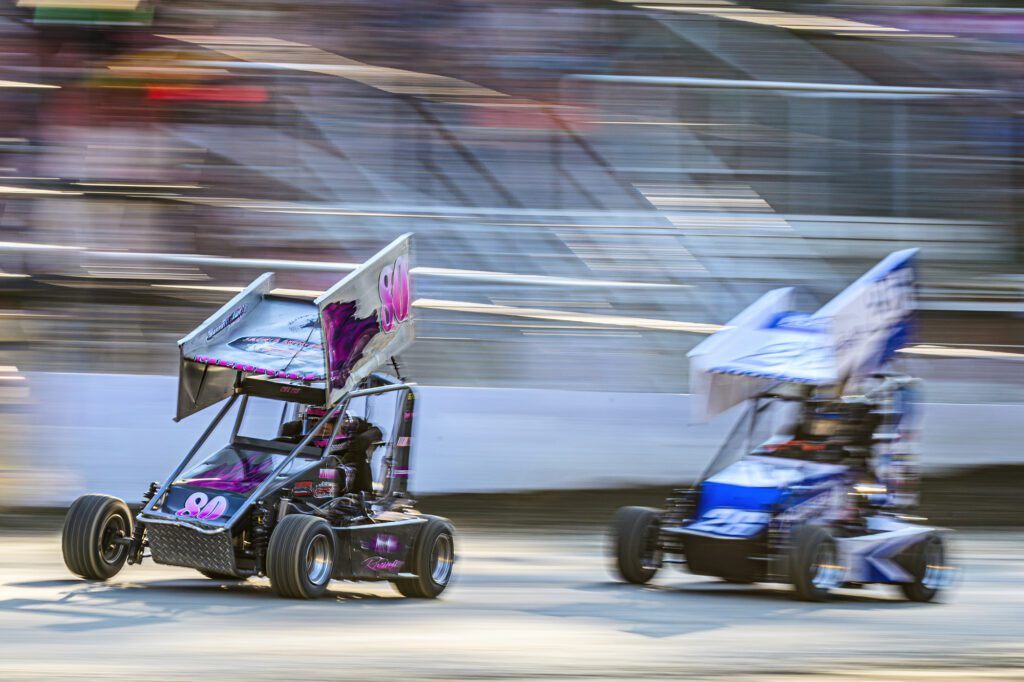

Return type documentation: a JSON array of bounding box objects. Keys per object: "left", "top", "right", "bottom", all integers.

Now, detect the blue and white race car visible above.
[{"left": 611, "top": 250, "right": 955, "bottom": 601}]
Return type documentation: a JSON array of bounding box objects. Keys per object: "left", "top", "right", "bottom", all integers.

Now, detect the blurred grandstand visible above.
[{"left": 0, "top": 0, "right": 1019, "bottom": 400}]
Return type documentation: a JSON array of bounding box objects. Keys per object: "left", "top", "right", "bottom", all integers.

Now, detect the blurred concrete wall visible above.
[{"left": 3, "top": 372, "right": 1021, "bottom": 507}]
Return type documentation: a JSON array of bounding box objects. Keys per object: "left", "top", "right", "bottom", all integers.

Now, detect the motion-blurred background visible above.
[{"left": 0, "top": 0, "right": 1020, "bottom": 507}]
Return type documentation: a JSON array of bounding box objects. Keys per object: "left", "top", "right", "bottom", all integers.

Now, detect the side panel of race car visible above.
[
  {"left": 681, "top": 532, "right": 767, "bottom": 583},
  {"left": 666, "top": 456, "right": 849, "bottom": 582},
  {"left": 333, "top": 519, "right": 424, "bottom": 580},
  {"left": 685, "top": 456, "right": 848, "bottom": 540},
  {"left": 838, "top": 516, "right": 941, "bottom": 584}
]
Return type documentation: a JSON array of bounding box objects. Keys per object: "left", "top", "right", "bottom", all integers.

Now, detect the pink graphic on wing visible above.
[{"left": 183, "top": 454, "right": 276, "bottom": 494}]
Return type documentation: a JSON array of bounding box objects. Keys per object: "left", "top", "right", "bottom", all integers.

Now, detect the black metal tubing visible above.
[
  {"left": 317, "top": 373, "right": 415, "bottom": 504},
  {"left": 141, "top": 394, "right": 239, "bottom": 517},
  {"left": 140, "top": 374, "right": 416, "bottom": 533},
  {"left": 226, "top": 402, "right": 345, "bottom": 529},
  {"left": 230, "top": 394, "right": 249, "bottom": 443}
]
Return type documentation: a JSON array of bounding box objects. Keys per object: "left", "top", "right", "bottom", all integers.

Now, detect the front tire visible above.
[
  {"left": 900, "top": 534, "right": 948, "bottom": 603},
  {"left": 392, "top": 517, "right": 455, "bottom": 599},
  {"left": 790, "top": 525, "right": 843, "bottom": 602},
  {"left": 267, "top": 515, "right": 336, "bottom": 599},
  {"left": 62, "top": 494, "right": 132, "bottom": 581},
  {"left": 610, "top": 506, "right": 662, "bottom": 585}
]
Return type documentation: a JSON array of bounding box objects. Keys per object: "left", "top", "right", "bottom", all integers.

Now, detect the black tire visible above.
[
  {"left": 392, "top": 518, "right": 455, "bottom": 599},
  {"left": 62, "top": 494, "right": 132, "bottom": 581},
  {"left": 199, "top": 570, "right": 247, "bottom": 582},
  {"left": 790, "top": 525, "right": 843, "bottom": 602},
  {"left": 267, "top": 515, "right": 336, "bottom": 599},
  {"left": 610, "top": 506, "right": 662, "bottom": 585},
  {"left": 900, "top": 534, "right": 947, "bottom": 603}
]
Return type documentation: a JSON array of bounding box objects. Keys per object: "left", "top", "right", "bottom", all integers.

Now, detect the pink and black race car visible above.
[{"left": 62, "top": 234, "right": 456, "bottom": 599}]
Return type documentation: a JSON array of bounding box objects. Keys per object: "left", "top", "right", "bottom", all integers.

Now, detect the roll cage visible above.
[
  {"left": 138, "top": 372, "right": 415, "bottom": 536},
  {"left": 696, "top": 372, "right": 919, "bottom": 485}
]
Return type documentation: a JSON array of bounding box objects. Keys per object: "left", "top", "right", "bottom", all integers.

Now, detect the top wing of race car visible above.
[
  {"left": 689, "top": 249, "right": 917, "bottom": 418},
  {"left": 176, "top": 234, "right": 414, "bottom": 420}
]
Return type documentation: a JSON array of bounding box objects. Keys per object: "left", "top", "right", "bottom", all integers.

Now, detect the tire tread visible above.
[
  {"left": 790, "top": 525, "right": 835, "bottom": 602},
  {"left": 62, "top": 494, "right": 131, "bottom": 581},
  {"left": 267, "top": 514, "right": 334, "bottom": 599},
  {"left": 392, "top": 517, "right": 455, "bottom": 599},
  {"left": 611, "top": 506, "right": 661, "bottom": 585},
  {"left": 899, "top": 534, "right": 944, "bottom": 602}
]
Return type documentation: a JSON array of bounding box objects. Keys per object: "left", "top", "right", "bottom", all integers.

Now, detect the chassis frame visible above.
[
  {"left": 62, "top": 371, "right": 455, "bottom": 598},
  {"left": 611, "top": 380, "right": 955, "bottom": 601}
]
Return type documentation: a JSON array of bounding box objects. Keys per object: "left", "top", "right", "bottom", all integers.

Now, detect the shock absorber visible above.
[
  {"left": 128, "top": 481, "right": 159, "bottom": 565},
  {"left": 251, "top": 500, "right": 272, "bottom": 577}
]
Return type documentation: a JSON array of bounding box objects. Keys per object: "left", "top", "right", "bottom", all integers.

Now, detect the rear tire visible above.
[
  {"left": 790, "top": 525, "right": 843, "bottom": 602},
  {"left": 610, "top": 506, "right": 662, "bottom": 585},
  {"left": 900, "top": 534, "right": 947, "bottom": 603},
  {"left": 267, "top": 515, "right": 335, "bottom": 599},
  {"left": 392, "top": 518, "right": 456, "bottom": 599},
  {"left": 62, "top": 494, "right": 132, "bottom": 581}
]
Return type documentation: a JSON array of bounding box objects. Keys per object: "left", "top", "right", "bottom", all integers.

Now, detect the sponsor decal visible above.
[
  {"left": 293, "top": 481, "right": 313, "bottom": 497},
  {"left": 364, "top": 556, "right": 403, "bottom": 572},
  {"left": 176, "top": 491, "right": 228, "bottom": 521},
  {"left": 313, "top": 482, "right": 336, "bottom": 498},
  {"left": 207, "top": 305, "right": 246, "bottom": 341},
  {"left": 379, "top": 255, "right": 411, "bottom": 333},
  {"left": 371, "top": 533, "right": 401, "bottom": 554},
  {"left": 288, "top": 313, "right": 318, "bottom": 331},
  {"left": 228, "top": 336, "right": 322, "bottom": 358},
  {"left": 689, "top": 508, "right": 770, "bottom": 537}
]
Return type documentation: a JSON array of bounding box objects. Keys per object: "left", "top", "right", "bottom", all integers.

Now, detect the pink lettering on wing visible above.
[
  {"left": 364, "top": 557, "right": 403, "bottom": 572},
  {"left": 379, "top": 255, "right": 411, "bottom": 333}
]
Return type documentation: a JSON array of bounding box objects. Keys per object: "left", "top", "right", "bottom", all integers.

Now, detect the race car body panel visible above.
[
  {"left": 838, "top": 517, "right": 949, "bottom": 585},
  {"left": 156, "top": 440, "right": 323, "bottom": 527},
  {"left": 335, "top": 517, "right": 425, "bottom": 580},
  {"left": 671, "top": 457, "right": 846, "bottom": 540}
]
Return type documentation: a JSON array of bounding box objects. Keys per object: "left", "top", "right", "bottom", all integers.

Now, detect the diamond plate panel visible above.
[{"left": 146, "top": 523, "right": 238, "bottom": 576}]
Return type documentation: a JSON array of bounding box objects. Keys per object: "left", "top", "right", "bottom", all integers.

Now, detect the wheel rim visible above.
[
  {"left": 305, "top": 534, "right": 332, "bottom": 586},
  {"left": 640, "top": 522, "right": 662, "bottom": 571},
  {"left": 99, "top": 513, "right": 126, "bottom": 565},
  {"left": 430, "top": 533, "right": 454, "bottom": 585},
  {"left": 810, "top": 541, "right": 842, "bottom": 590},
  {"left": 921, "top": 539, "right": 946, "bottom": 590}
]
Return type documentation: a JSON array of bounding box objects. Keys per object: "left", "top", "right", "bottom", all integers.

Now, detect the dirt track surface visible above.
[{"left": 0, "top": 528, "right": 1022, "bottom": 681}]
